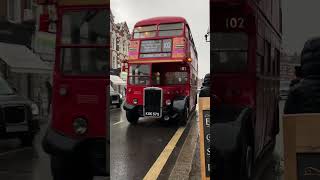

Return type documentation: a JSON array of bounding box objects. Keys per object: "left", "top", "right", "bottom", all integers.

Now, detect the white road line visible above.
[
  {"left": 143, "top": 127, "right": 186, "bottom": 180},
  {"left": 0, "top": 147, "right": 31, "bottom": 157}
]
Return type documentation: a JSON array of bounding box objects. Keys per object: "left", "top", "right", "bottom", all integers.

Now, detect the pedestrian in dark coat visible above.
[
  {"left": 289, "top": 66, "right": 302, "bottom": 88},
  {"left": 45, "top": 80, "right": 52, "bottom": 114},
  {"left": 284, "top": 37, "right": 320, "bottom": 114}
]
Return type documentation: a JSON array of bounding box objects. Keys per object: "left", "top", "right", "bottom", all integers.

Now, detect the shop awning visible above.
[
  {"left": 0, "top": 42, "right": 51, "bottom": 74},
  {"left": 110, "top": 75, "right": 126, "bottom": 85}
]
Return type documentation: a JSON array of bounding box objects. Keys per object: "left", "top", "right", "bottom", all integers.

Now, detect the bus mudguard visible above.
[
  {"left": 172, "top": 96, "right": 189, "bottom": 113},
  {"left": 214, "top": 105, "right": 253, "bottom": 177},
  {"left": 42, "top": 128, "right": 80, "bottom": 156},
  {"left": 122, "top": 101, "right": 136, "bottom": 111}
]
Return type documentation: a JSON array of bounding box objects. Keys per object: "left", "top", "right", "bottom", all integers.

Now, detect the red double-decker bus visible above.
[
  {"left": 42, "top": 0, "right": 109, "bottom": 179},
  {"left": 123, "top": 17, "right": 198, "bottom": 125},
  {"left": 211, "top": 0, "right": 282, "bottom": 179}
]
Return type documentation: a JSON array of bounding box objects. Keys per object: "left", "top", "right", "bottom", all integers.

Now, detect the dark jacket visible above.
[
  {"left": 284, "top": 37, "right": 320, "bottom": 114},
  {"left": 200, "top": 73, "right": 210, "bottom": 97},
  {"left": 284, "top": 77, "right": 320, "bottom": 114}
]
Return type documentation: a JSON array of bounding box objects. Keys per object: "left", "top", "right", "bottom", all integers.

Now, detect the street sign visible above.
[
  {"left": 198, "top": 96, "right": 210, "bottom": 180},
  {"left": 297, "top": 153, "right": 320, "bottom": 180},
  {"left": 283, "top": 114, "right": 320, "bottom": 180}
]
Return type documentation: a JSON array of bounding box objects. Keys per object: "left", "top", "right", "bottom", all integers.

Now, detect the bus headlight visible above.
[
  {"left": 165, "top": 99, "right": 171, "bottom": 106},
  {"left": 59, "top": 87, "right": 67, "bottom": 96},
  {"left": 133, "top": 98, "right": 138, "bottom": 104},
  {"left": 31, "top": 103, "right": 39, "bottom": 115},
  {"left": 73, "top": 118, "right": 88, "bottom": 135}
]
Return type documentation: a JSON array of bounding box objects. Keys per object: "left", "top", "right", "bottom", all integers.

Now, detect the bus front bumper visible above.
[
  {"left": 42, "top": 128, "right": 108, "bottom": 176},
  {"left": 123, "top": 102, "right": 180, "bottom": 119}
]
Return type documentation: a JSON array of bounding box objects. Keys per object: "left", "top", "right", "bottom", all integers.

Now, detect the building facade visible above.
[
  {"left": 280, "top": 52, "right": 300, "bottom": 81},
  {"left": 110, "top": 12, "right": 130, "bottom": 75},
  {"left": 0, "top": 0, "right": 51, "bottom": 116}
]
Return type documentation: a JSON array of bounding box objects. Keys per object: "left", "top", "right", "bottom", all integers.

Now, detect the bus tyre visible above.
[
  {"left": 51, "top": 156, "right": 93, "bottom": 180},
  {"left": 240, "top": 134, "right": 253, "bottom": 180},
  {"left": 126, "top": 111, "right": 139, "bottom": 124}
]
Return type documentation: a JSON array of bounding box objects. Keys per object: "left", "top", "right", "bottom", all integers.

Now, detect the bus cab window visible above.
[{"left": 128, "top": 64, "right": 151, "bottom": 85}]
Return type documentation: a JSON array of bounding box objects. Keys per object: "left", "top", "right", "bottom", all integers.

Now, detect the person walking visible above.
[
  {"left": 284, "top": 37, "right": 320, "bottom": 114},
  {"left": 289, "top": 66, "right": 302, "bottom": 89},
  {"left": 45, "top": 80, "right": 52, "bottom": 115}
]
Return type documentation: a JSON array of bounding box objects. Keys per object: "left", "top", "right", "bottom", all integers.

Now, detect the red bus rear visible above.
[
  {"left": 212, "top": 0, "right": 281, "bottom": 178},
  {"left": 42, "top": 1, "right": 109, "bottom": 178},
  {"left": 123, "top": 17, "right": 198, "bottom": 125}
]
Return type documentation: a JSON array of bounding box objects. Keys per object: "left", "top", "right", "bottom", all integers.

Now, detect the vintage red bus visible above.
[
  {"left": 123, "top": 17, "right": 198, "bottom": 125},
  {"left": 211, "top": 0, "right": 281, "bottom": 179},
  {"left": 42, "top": 1, "right": 109, "bottom": 179}
]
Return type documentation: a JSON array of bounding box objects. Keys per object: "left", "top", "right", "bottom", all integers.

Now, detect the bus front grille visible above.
[{"left": 143, "top": 88, "right": 162, "bottom": 117}]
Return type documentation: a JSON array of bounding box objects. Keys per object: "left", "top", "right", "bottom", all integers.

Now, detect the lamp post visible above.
[
  {"left": 204, "top": 31, "right": 210, "bottom": 42},
  {"left": 205, "top": 27, "right": 210, "bottom": 42}
]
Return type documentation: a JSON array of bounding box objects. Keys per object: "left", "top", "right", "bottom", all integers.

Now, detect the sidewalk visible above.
[
  {"left": 189, "top": 137, "right": 201, "bottom": 180},
  {"left": 168, "top": 114, "right": 201, "bottom": 180}
]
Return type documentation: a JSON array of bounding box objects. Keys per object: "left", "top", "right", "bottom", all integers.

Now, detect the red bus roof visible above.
[{"left": 134, "top": 16, "right": 188, "bottom": 27}]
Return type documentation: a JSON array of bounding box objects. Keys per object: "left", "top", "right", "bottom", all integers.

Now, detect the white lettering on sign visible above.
[
  {"left": 226, "top": 17, "right": 245, "bottom": 29},
  {"left": 206, "top": 134, "right": 210, "bottom": 143},
  {"left": 145, "top": 112, "right": 160, "bottom": 117},
  {"left": 206, "top": 147, "right": 210, "bottom": 156},
  {"left": 205, "top": 117, "right": 210, "bottom": 127}
]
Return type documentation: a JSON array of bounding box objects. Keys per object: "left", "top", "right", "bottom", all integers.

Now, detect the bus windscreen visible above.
[{"left": 128, "top": 64, "right": 151, "bottom": 85}]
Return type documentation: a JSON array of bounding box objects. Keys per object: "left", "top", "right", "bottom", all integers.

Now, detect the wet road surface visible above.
[
  {"left": 0, "top": 120, "right": 107, "bottom": 180},
  {"left": 0, "top": 121, "right": 52, "bottom": 180},
  {"left": 110, "top": 107, "right": 193, "bottom": 180}
]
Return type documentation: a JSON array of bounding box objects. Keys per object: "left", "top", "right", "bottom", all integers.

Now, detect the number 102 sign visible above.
[{"left": 225, "top": 17, "right": 245, "bottom": 29}]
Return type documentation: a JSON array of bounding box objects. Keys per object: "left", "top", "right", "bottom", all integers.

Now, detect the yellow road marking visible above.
[{"left": 143, "top": 127, "right": 186, "bottom": 180}]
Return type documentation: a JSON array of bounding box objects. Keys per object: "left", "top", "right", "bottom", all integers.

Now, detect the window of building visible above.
[
  {"left": 7, "top": 0, "right": 21, "bottom": 23},
  {"left": 25, "top": 0, "right": 32, "bottom": 9},
  {"left": 265, "top": 41, "right": 271, "bottom": 75},
  {"left": 116, "top": 37, "right": 119, "bottom": 51}
]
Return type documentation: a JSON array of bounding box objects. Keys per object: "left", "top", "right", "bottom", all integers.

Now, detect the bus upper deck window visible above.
[
  {"left": 133, "top": 25, "right": 157, "bottom": 39},
  {"left": 61, "top": 10, "right": 108, "bottom": 45},
  {"left": 212, "top": 32, "right": 248, "bottom": 73},
  {"left": 158, "top": 23, "right": 184, "bottom": 37}
]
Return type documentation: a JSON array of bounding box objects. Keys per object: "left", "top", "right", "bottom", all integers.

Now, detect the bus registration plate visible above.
[{"left": 145, "top": 112, "right": 161, "bottom": 117}]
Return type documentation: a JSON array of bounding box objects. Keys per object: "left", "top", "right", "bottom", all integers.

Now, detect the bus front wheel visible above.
[{"left": 126, "top": 111, "right": 139, "bottom": 124}]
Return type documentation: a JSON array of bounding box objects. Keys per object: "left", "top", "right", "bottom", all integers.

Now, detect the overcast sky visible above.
[
  {"left": 110, "top": 0, "right": 318, "bottom": 75},
  {"left": 282, "top": 0, "right": 320, "bottom": 54},
  {"left": 111, "top": 0, "right": 210, "bottom": 78}
]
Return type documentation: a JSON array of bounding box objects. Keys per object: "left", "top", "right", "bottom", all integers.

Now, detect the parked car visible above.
[
  {"left": 110, "top": 86, "right": 123, "bottom": 108},
  {"left": 280, "top": 80, "right": 290, "bottom": 100},
  {"left": 0, "top": 76, "right": 40, "bottom": 146}
]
